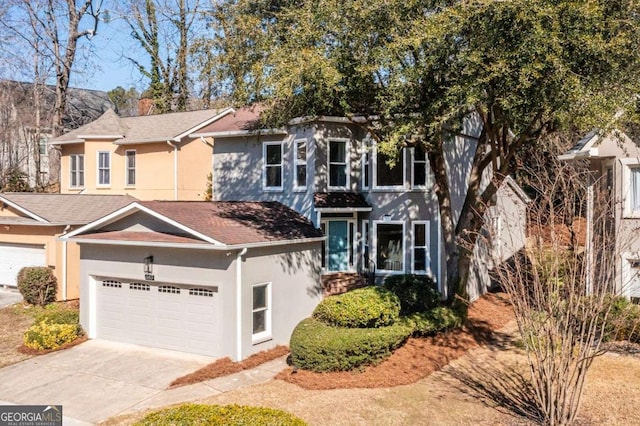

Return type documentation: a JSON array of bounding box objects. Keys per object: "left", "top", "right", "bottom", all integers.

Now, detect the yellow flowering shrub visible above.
[{"left": 23, "top": 319, "right": 78, "bottom": 350}]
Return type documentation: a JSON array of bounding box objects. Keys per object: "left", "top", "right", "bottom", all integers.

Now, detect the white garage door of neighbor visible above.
[
  {"left": 96, "top": 279, "right": 220, "bottom": 357},
  {"left": 0, "top": 243, "right": 46, "bottom": 286}
]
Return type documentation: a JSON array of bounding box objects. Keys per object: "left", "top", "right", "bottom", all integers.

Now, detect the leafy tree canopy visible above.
[{"left": 213, "top": 0, "right": 640, "bottom": 300}]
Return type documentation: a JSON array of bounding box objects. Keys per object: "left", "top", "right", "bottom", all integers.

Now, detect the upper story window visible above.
[
  {"left": 621, "top": 159, "right": 640, "bottom": 217},
  {"left": 413, "top": 146, "right": 428, "bottom": 187},
  {"left": 97, "top": 151, "right": 111, "bottom": 186},
  {"left": 125, "top": 150, "right": 136, "bottom": 187},
  {"left": 630, "top": 166, "right": 640, "bottom": 212},
  {"left": 70, "top": 154, "right": 84, "bottom": 188},
  {"left": 375, "top": 147, "right": 405, "bottom": 189},
  {"left": 294, "top": 139, "right": 307, "bottom": 191},
  {"left": 329, "top": 139, "right": 349, "bottom": 189},
  {"left": 263, "top": 142, "right": 283, "bottom": 191}
]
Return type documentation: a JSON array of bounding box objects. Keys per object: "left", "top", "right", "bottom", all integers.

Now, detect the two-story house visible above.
[
  {"left": 560, "top": 130, "right": 640, "bottom": 299},
  {"left": 192, "top": 108, "right": 529, "bottom": 300}
]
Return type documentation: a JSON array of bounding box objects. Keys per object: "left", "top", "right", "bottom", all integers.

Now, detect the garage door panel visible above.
[
  {"left": 95, "top": 278, "right": 219, "bottom": 357},
  {"left": 0, "top": 243, "right": 46, "bottom": 286}
]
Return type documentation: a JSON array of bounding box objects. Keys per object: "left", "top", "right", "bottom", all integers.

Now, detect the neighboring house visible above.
[
  {"left": 0, "top": 193, "right": 134, "bottom": 298},
  {"left": 192, "top": 108, "right": 528, "bottom": 300},
  {"left": 559, "top": 130, "right": 640, "bottom": 298},
  {"left": 49, "top": 107, "right": 237, "bottom": 200},
  {"left": 61, "top": 200, "right": 323, "bottom": 360},
  {"left": 0, "top": 80, "right": 113, "bottom": 188}
]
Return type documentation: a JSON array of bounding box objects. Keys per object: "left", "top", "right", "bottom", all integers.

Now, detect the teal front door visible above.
[{"left": 328, "top": 221, "right": 349, "bottom": 271}]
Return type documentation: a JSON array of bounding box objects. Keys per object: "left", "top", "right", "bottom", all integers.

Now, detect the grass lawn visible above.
[{"left": 0, "top": 304, "right": 36, "bottom": 368}]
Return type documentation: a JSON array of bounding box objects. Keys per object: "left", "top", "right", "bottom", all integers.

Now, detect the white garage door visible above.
[
  {"left": 0, "top": 243, "right": 46, "bottom": 286},
  {"left": 96, "top": 278, "right": 219, "bottom": 357}
]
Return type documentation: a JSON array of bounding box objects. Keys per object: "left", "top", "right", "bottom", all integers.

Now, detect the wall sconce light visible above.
[{"left": 143, "top": 256, "right": 153, "bottom": 274}]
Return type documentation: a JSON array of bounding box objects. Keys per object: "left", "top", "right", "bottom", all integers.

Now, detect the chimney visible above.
[{"left": 138, "top": 98, "right": 154, "bottom": 116}]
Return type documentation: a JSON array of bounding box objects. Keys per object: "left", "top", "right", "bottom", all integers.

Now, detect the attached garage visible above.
[
  {"left": 66, "top": 200, "right": 324, "bottom": 361},
  {"left": 95, "top": 278, "right": 219, "bottom": 357},
  {"left": 0, "top": 243, "right": 46, "bottom": 286}
]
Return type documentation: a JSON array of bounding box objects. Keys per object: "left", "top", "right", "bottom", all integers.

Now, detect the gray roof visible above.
[
  {"left": 0, "top": 193, "right": 136, "bottom": 225},
  {"left": 50, "top": 108, "right": 232, "bottom": 145}
]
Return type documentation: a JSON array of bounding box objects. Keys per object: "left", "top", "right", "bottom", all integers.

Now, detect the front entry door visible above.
[{"left": 328, "top": 221, "right": 349, "bottom": 271}]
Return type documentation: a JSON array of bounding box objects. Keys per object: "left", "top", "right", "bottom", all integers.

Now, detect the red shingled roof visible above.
[{"left": 195, "top": 106, "right": 263, "bottom": 134}]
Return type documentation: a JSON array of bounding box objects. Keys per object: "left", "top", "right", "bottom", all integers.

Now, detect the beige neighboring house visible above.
[
  {"left": 560, "top": 130, "right": 640, "bottom": 298},
  {"left": 0, "top": 193, "right": 134, "bottom": 299},
  {"left": 49, "top": 107, "right": 237, "bottom": 201}
]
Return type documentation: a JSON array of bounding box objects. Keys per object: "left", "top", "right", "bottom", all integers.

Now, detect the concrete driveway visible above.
[
  {"left": 0, "top": 339, "right": 216, "bottom": 424},
  {"left": 0, "top": 288, "right": 22, "bottom": 308}
]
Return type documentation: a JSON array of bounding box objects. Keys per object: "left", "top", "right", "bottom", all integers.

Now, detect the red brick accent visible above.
[{"left": 321, "top": 273, "right": 368, "bottom": 297}]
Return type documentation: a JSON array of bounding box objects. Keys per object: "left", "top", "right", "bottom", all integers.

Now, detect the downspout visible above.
[
  {"left": 61, "top": 225, "right": 71, "bottom": 301},
  {"left": 167, "top": 140, "right": 178, "bottom": 200},
  {"left": 236, "top": 247, "right": 248, "bottom": 361}
]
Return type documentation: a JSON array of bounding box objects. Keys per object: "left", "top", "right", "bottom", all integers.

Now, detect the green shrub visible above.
[
  {"left": 17, "top": 267, "right": 57, "bottom": 306},
  {"left": 290, "top": 317, "right": 412, "bottom": 372},
  {"left": 312, "top": 286, "right": 401, "bottom": 328},
  {"left": 383, "top": 274, "right": 441, "bottom": 315},
  {"left": 34, "top": 304, "right": 82, "bottom": 335},
  {"left": 401, "top": 306, "right": 463, "bottom": 336},
  {"left": 603, "top": 296, "right": 640, "bottom": 343},
  {"left": 133, "top": 403, "right": 307, "bottom": 426},
  {"left": 23, "top": 319, "right": 79, "bottom": 350}
]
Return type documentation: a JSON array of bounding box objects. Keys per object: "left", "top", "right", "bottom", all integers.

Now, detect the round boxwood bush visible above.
[
  {"left": 400, "top": 306, "right": 463, "bottom": 336},
  {"left": 312, "top": 286, "right": 401, "bottom": 328},
  {"left": 34, "top": 304, "right": 82, "bottom": 335},
  {"left": 383, "top": 274, "right": 441, "bottom": 315},
  {"left": 290, "top": 317, "right": 412, "bottom": 372},
  {"left": 17, "top": 266, "right": 57, "bottom": 306},
  {"left": 133, "top": 403, "right": 307, "bottom": 426}
]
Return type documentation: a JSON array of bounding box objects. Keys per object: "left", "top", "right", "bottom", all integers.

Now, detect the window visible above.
[
  {"left": 361, "top": 220, "right": 370, "bottom": 267},
  {"left": 375, "top": 148, "right": 404, "bottom": 188},
  {"left": 263, "top": 142, "right": 283, "bottom": 190},
  {"left": 252, "top": 283, "right": 271, "bottom": 341},
  {"left": 362, "top": 148, "right": 370, "bottom": 190},
  {"left": 631, "top": 167, "right": 640, "bottom": 212},
  {"left": 375, "top": 222, "right": 404, "bottom": 273},
  {"left": 38, "top": 136, "right": 48, "bottom": 155},
  {"left": 413, "top": 222, "right": 431, "bottom": 274},
  {"left": 294, "top": 139, "right": 307, "bottom": 190},
  {"left": 413, "top": 146, "right": 428, "bottom": 187},
  {"left": 97, "top": 151, "right": 111, "bottom": 186},
  {"left": 320, "top": 223, "right": 326, "bottom": 268},
  {"left": 622, "top": 159, "right": 640, "bottom": 217},
  {"left": 329, "top": 139, "right": 349, "bottom": 188},
  {"left": 125, "top": 150, "right": 136, "bottom": 186},
  {"left": 70, "top": 154, "right": 84, "bottom": 188}
]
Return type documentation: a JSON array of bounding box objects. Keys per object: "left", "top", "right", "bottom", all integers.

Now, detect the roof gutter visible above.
[
  {"left": 167, "top": 140, "right": 178, "bottom": 200},
  {"left": 60, "top": 236, "right": 326, "bottom": 250}
]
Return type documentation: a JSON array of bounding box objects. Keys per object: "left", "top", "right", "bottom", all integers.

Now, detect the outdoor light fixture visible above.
[{"left": 143, "top": 256, "right": 154, "bottom": 275}]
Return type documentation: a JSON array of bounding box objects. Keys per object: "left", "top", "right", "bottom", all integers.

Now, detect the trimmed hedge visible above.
[
  {"left": 401, "top": 306, "right": 463, "bottom": 336},
  {"left": 17, "top": 267, "right": 57, "bottom": 306},
  {"left": 383, "top": 274, "right": 441, "bottom": 315},
  {"left": 312, "top": 286, "right": 401, "bottom": 328},
  {"left": 290, "top": 317, "right": 412, "bottom": 372},
  {"left": 34, "top": 304, "right": 82, "bottom": 335},
  {"left": 603, "top": 296, "right": 640, "bottom": 343},
  {"left": 133, "top": 404, "right": 307, "bottom": 426}
]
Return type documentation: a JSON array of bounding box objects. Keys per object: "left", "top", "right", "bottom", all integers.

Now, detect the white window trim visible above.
[
  {"left": 411, "top": 146, "right": 431, "bottom": 190},
  {"left": 125, "top": 149, "right": 136, "bottom": 187},
  {"left": 361, "top": 143, "right": 370, "bottom": 190},
  {"left": 262, "top": 141, "right": 284, "bottom": 191},
  {"left": 621, "top": 252, "right": 640, "bottom": 298},
  {"left": 328, "top": 138, "right": 350, "bottom": 190},
  {"left": 372, "top": 144, "right": 406, "bottom": 191},
  {"left": 97, "top": 151, "right": 111, "bottom": 187},
  {"left": 293, "top": 138, "right": 307, "bottom": 192},
  {"left": 411, "top": 220, "right": 432, "bottom": 275},
  {"left": 373, "top": 220, "right": 406, "bottom": 274},
  {"left": 69, "top": 154, "right": 84, "bottom": 189},
  {"left": 252, "top": 282, "right": 272, "bottom": 343},
  {"left": 621, "top": 158, "right": 640, "bottom": 218}
]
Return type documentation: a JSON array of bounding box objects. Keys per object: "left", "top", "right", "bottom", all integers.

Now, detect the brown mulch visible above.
[
  {"left": 17, "top": 334, "right": 88, "bottom": 355},
  {"left": 276, "top": 292, "right": 515, "bottom": 390},
  {"left": 528, "top": 216, "right": 587, "bottom": 247},
  {"left": 168, "top": 345, "right": 290, "bottom": 389}
]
